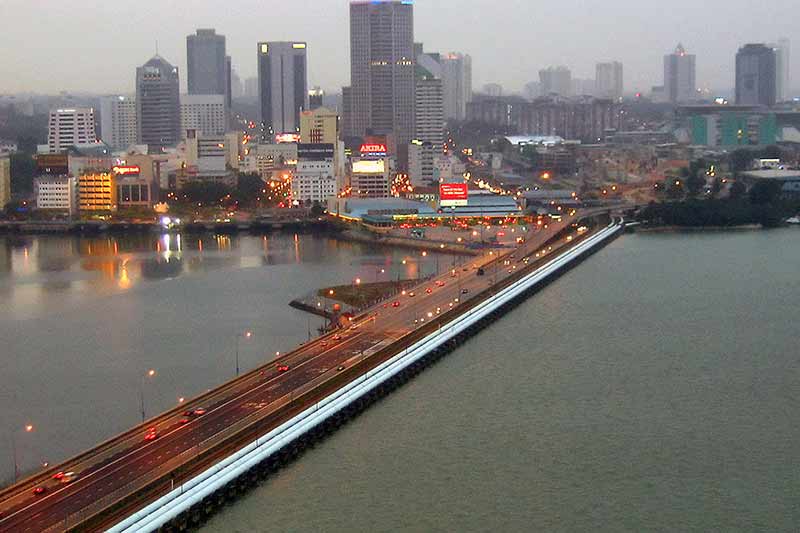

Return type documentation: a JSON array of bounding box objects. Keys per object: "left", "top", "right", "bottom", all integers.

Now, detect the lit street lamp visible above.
[
  {"left": 11, "top": 423, "right": 35, "bottom": 482},
  {"left": 139, "top": 369, "right": 157, "bottom": 423},
  {"left": 235, "top": 331, "right": 254, "bottom": 377}
]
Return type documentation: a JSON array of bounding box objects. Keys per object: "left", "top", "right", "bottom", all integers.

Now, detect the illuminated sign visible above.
[
  {"left": 352, "top": 160, "right": 386, "bottom": 174},
  {"left": 113, "top": 165, "right": 141, "bottom": 176},
  {"left": 36, "top": 154, "right": 69, "bottom": 175},
  {"left": 275, "top": 133, "right": 300, "bottom": 144},
  {"left": 260, "top": 43, "right": 269, "bottom": 54},
  {"left": 359, "top": 143, "right": 388, "bottom": 155},
  {"left": 293, "top": 43, "right": 307, "bottom": 49},
  {"left": 439, "top": 183, "right": 469, "bottom": 207}
]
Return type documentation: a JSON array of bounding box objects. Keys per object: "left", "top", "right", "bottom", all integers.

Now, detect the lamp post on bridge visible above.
[
  {"left": 139, "top": 369, "right": 156, "bottom": 423},
  {"left": 11, "top": 423, "right": 34, "bottom": 483},
  {"left": 234, "top": 330, "right": 254, "bottom": 377}
]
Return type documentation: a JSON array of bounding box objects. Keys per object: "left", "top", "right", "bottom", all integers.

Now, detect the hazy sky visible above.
[{"left": 1, "top": 0, "right": 796, "bottom": 96}]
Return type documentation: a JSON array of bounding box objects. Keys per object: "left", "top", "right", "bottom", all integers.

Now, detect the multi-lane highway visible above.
[{"left": 0, "top": 212, "right": 599, "bottom": 532}]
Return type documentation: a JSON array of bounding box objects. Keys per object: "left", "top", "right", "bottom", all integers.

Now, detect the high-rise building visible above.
[
  {"left": 440, "top": 52, "right": 472, "bottom": 121},
  {"left": 231, "top": 69, "right": 243, "bottom": 100},
  {"left": 483, "top": 83, "right": 503, "bottom": 97},
  {"left": 572, "top": 78, "right": 596, "bottom": 97},
  {"left": 244, "top": 77, "right": 259, "bottom": 101},
  {"left": 539, "top": 67, "right": 572, "bottom": 97},
  {"left": 348, "top": 0, "right": 415, "bottom": 159},
  {"left": 258, "top": 41, "right": 308, "bottom": 138},
  {"left": 408, "top": 140, "right": 437, "bottom": 187},
  {"left": 225, "top": 56, "right": 233, "bottom": 109},
  {"left": 309, "top": 87, "right": 325, "bottom": 110},
  {"left": 664, "top": 44, "right": 696, "bottom": 103},
  {"left": 300, "top": 107, "right": 339, "bottom": 144},
  {"left": 0, "top": 156, "right": 10, "bottom": 208},
  {"left": 136, "top": 55, "right": 181, "bottom": 149},
  {"left": 47, "top": 108, "right": 97, "bottom": 153},
  {"left": 415, "top": 77, "right": 444, "bottom": 149},
  {"left": 524, "top": 81, "right": 542, "bottom": 101},
  {"left": 736, "top": 44, "right": 777, "bottom": 107},
  {"left": 99, "top": 96, "right": 137, "bottom": 150},
  {"left": 186, "top": 29, "right": 227, "bottom": 100},
  {"left": 774, "top": 38, "right": 790, "bottom": 102},
  {"left": 180, "top": 94, "right": 227, "bottom": 136},
  {"left": 596, "top": 62, "right": 623, "bottom": 99}
]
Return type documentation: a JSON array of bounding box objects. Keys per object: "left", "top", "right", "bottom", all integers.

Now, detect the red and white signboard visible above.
[
  {"left": 359, "top": 143, "right": 388, "bottom": 156},
  {"left": 439, "top": 183, "right": 469, "bottom": 207},
  {"left": 112, "top": 165, "right": 141, "bottom": 176}
]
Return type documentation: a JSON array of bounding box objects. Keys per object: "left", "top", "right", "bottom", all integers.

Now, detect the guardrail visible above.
[{"left": 78, "top": 220, "right": 623, "bottom": 533}]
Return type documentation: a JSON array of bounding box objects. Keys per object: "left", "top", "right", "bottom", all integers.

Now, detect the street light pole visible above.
[
  {"left": 234, "top": 331, "right": 253, "bottom": 377},
  {"left": 140, "top": 369, "right": 156, "bottom": 423},
  {"left": 12, "top": 424, "right": 34, "bottom": 483}
]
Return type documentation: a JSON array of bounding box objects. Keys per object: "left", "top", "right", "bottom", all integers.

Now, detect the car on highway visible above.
[
  {"left": 333, "top": 334, "right": 342, "bottom": 341},
  {"left": 426, "top": 288, "right": 433, "bottom": 294},
  {"left": 193, "top": 408, "right": 207, "bottom": 416},
  {"left": 408, "top": 291, "right": 416, "bottom": 297},
  {"left": 32, "top": 486, "right": 46, "bottom": 496},
  {"left": 179, "top": 417, "right": 191, "bottom": 425},
  {"left": 60, "top": 472, "right": 77, "bottom": 484},
  {"left": 461, "top": 288, "right": 469, "bottom": 294},
  {"left": 337, "top": 365, "right": 346, "bottom": 372},
  {"left": 435, "top": 280, "right": 445, "bottom": 287},
  {"left": 144, "top": 428, "right": 158, "bottom": 441},
  {"left": 392, "top": 301, "right": 401, "bottom": 308},
  {"left": 277, "top": 364, "right": 290, "bottom": 373}
]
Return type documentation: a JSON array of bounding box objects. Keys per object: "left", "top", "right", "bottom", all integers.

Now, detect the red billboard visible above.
[{"left": 439, "top": 183, "right": 469, "bottom": 206}]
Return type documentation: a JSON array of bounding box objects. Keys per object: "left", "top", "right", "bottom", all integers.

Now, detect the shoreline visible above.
[
  {"left": 635, "top": 224, "right": 764, "bottom": 234},
  {"left": 0, "top": 219, "right": 336, "bottom": 236}
]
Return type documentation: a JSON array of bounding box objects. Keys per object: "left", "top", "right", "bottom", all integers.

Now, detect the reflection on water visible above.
[
  {"left": 0, "top": 232, "right": 396, "bottom": 302},
  {"left": 0, "top": 231, "right": 457, "bottom": 484}
]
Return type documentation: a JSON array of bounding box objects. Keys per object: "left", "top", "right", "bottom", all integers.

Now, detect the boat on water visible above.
[{"left": 786, "top": 216, "right": 800, "bottom": 225}]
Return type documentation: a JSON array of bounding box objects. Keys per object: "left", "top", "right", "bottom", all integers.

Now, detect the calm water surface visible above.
[
  {"left": 0, "top": 232, "right": 450, "bottom": 484},
  {"left": 198, "top": 228, "right": 800, "bottom": 533},
  {"left": 2, "top": 229, "right": 799, "bottom": 532}
]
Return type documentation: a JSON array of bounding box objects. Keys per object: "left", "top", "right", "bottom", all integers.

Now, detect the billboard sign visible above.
[
  {"left": 113, "top": 165, "right": 141, "bottom": 176},
  {"left": 359, "top": 143, "right": 387, "bottom": 157},
  {"left": 36, "top": 154, "right": 69, "bottom": 176},
  {"left": 275, "top": 133, "right": 301, "bottom": 144},
  {"left": 439, "top": 183, "right": 469, "bottom": 207},
  {"left": 297, "top": 143, "right": 334, "bottom": 161}
]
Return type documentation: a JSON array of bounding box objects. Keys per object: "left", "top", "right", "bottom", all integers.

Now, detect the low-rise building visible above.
[
  {"left": 350, "top": 158, "right": 392, "bottom": 198},
  {"left": 292, "top": 159, "right": 336, "bottom": 204},
  {"left": 78, "top": 172, "right": 117, "bottom": 212},
  {"left": 34, "top": 176, "right": 78, "bottom": 214}
]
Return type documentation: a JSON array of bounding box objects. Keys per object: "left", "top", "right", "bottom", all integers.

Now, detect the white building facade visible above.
[
  {"left": 99, "top": 96, "right": 137, "bottom": 150},
  {"left": 180, "top": 94, "right": 227, "bottom": 137},
  {"left": 34, "top": 176, "right": 78, "bottom": 214},
  {"left": 47, "top": 108, "right": 97, "bottom": 153},
  {"left": 292, "top": 159, "right": 336, "bottom": 203}
]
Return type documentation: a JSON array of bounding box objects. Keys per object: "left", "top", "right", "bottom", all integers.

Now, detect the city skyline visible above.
[{"left": 1, "top": 0, "right": 797, "bottom": 97}]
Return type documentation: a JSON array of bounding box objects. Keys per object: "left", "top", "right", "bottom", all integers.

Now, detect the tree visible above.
[
  {"left": 234, "top": 174, "right": 265, "bottom": 207},
  {"left": 748, "top": 180, "right": 782, "bottom": 205},
  {"left": 711, "top": 179, "right": 723, "bottom": 198},
  {"left": 686, "top": 173, "right": 706, "bottom": 197},
  {"left": 729, "top": 180, "right": 747, "bottom": 200},
  {"left": 181, "top": 182, "right": 232, "bottom": 205},
  {"left": 730, "top": 149, "right": 755, "bottom": 174},
  {"left": 9, "top": 153, "right": 36, "bottom": 194}
]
